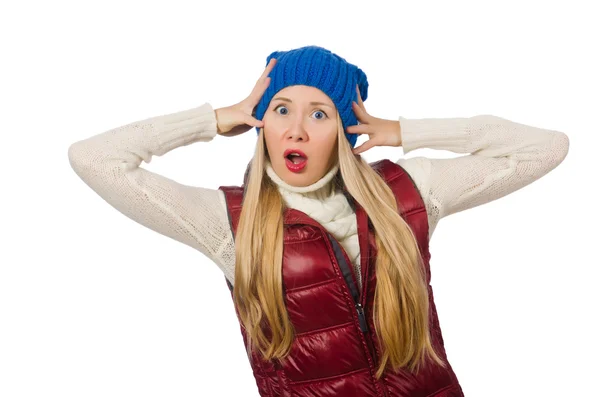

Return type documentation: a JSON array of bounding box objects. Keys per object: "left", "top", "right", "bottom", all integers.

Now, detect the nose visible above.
[{"left": 284, "top": 119, "right": 309, "bottom": 142}]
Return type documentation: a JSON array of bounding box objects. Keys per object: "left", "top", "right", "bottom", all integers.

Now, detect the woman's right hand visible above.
[{"left": 215, "top": 58, "right": 277, "bottom": 137}]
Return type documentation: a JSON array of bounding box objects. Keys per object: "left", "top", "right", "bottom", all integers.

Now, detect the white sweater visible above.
[{"left": 67, "top": 102, "right": 570, "bottom": 289}]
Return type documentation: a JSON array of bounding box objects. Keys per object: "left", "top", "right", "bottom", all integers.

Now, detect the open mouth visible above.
[
  {"left": 286, "top": 153, "right": 307, "bottom": 164},
  {"left": 284, "top": 149, "right": 308, "bottom": 172}
]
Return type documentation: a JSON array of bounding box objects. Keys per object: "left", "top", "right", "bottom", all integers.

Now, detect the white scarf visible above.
[{"left": 264, "top": 160, "right": 363, "bottom": 287}]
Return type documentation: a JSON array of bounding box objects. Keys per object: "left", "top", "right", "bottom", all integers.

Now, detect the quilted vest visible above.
[{"left": 218, "top": 159, "right": 464, "bottom": 397}]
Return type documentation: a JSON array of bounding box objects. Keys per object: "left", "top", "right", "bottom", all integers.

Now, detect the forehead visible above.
[{"left": 271, "top": 85, "right": 334, "bottom": 107}]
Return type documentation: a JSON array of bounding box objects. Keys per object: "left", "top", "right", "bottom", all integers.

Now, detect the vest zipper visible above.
[
  {"left": 325, "top": 234, "right": 367, "bottom": 329},
  {"left": 356, "top": 302, "right": 368, "bottom": 333},
  {"left": 326, "top": 233, "right": 389, "bottom": 397}
]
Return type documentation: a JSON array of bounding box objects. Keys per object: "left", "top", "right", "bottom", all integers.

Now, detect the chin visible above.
[
  {"left": 284, "top": 173, "right": 314, "bottom": 187},
  {"left": 271, "top": 158, "right": 322, "bottom": 187},
  {"left": 281, "top": 167, "right": 317, "bottom": 187}
]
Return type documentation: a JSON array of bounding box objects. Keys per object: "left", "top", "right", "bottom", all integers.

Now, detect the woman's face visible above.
[{"left": 262, "top": 85, "right": 339, "bottom": 187}]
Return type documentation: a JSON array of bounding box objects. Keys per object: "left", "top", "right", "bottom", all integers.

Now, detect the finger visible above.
[
  {"left": 248, "top": 76, "right": 271, "bottom": 104},
  {"left": 254, "top": 58, "right": 276, "bottom": 89},
  {"left": 259, "top": 58, "right": 277, "bottom": 82},
  {"left": 244, "top": 114, "right": 264, "bottom": 128},
  {"left": 352, "top": 101, "right": 371, "bottom": 123},
  {"left": 352, "top": 138, "right": 378, "bottom": 155},
  {"left": 247, "top": 58, "right": 277, "bottom": 103},
  {"left": 346, "top": 123, "right": 375, "bottom": 135},
  {"left": 355, "top": 85, "right": 366, "bottom": 112}
]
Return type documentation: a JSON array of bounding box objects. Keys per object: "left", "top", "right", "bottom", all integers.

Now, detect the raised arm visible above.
[
  {"left": 395, "top": 114, "right": 570, "bottom": 238},
  {"left": 67, "top": 102, "right": 236, "bottom": 281}
]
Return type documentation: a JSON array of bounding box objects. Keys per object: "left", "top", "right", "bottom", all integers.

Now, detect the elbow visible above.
[
  {"left": 552, "top": 131, "right": 570, "bottom": 166},
  {"left": 68, "top": 139, "right": 137, "bottom": 189},
  {"left": 542, "top": 131, "right": 570, "bottom": 174},
  {"left": 557, "top": 131, "right": 570, "bottom": 163},
  {"left": 67, "top": 141, "right": 85, "bottom": 175},
  {"left": 68, "top": 140, "right": 97, "bottom": 179}
]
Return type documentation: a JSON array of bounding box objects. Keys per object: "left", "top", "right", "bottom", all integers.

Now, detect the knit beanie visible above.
[{"left": 254, "top": 45, "right": 369, "bottom": 148}]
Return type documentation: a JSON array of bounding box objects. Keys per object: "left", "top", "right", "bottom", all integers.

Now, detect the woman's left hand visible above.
[{"left": 346, "top": 85, "right": 403, "bottom": 155}]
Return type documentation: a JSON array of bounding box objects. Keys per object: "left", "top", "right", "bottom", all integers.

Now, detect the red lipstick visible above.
[{"left": 284, "top": 149, "right": 308, "bottom": 173}]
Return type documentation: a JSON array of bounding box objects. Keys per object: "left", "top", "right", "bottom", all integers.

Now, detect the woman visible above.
[{"left": 68, "top": 45, "right": 569, "bottom": 396}]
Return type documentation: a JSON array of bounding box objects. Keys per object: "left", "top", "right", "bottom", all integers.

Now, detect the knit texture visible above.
[
  {"left": 68, "top": 102, "right": 570, "bottom": 288},
  {"left": 264, "top": 159, "right": 363, "bottom": 285},
  {"left": 254, "top": 45, "right": 369, "bottom": 147}
]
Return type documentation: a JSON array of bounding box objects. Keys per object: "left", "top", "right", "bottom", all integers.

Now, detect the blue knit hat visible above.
[{"left": 254, "top": 45, "right": 369, "bottom": 148}]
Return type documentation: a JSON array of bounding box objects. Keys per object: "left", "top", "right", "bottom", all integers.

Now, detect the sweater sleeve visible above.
[
  {"left": 67, "top": 102, "right": 236, "bottom": 283},
  {"left": 394, "top": 114, "right": 570, "bottom": 239}
]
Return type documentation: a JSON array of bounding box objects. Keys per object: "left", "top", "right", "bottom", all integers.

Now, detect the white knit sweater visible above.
[
  {"left": 264, "top": 159, "right": 365, "bottom": 284},
  {"left": 67, "top": 102, "right": 570, "bottom": 289}
]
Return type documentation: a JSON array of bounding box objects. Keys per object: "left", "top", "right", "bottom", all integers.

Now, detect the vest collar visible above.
[
  {"left": 282, "top": 187, "right": 371, "bottom": 305},
  {"left": 240, "top": 158, "right": 372, "bottom": 299}
]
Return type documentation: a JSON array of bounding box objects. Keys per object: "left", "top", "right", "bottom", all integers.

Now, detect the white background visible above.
[{"left": 1, "top": 0, "right": 598, "bottom": 396}]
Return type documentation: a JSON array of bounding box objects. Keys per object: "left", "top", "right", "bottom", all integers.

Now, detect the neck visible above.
[{"left": 264, "top": 159, "right": 340, "bottom": 200}]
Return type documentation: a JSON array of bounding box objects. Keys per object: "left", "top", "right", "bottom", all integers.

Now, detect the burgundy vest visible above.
[{"left": 218, "top": 159, "right": 464, "bottom": 397}]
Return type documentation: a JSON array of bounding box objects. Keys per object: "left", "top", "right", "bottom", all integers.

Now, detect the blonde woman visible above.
[{"left": 68, "top": 45, "right": 569, "bottom": 396}]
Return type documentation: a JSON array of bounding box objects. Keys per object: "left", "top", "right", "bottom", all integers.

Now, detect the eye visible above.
[
  {"left": 273, "top": 104, "right": 328, "bottom": 120},
  {"left": 274, "top": 104, "right": 289, "bottom": 115},
  {"left": 313, "top": 110, "right": 328, "bottom": 120}
]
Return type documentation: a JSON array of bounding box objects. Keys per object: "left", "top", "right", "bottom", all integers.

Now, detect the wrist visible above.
[
  {"left": 214, "top": 109, "right": 223, "bottom": 134},
  {"left": 385, "top": 118, "right": 402, "bottom": 147}
]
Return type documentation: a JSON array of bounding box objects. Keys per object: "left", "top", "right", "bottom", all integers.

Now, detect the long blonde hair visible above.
[{"left": 232, "top": 113, "right": 446, "bottom": 379}]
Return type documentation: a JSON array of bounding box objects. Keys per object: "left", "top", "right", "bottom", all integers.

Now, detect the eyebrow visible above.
[{"left": 272, "top": 97, "right": 334, "bottom": 109}]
